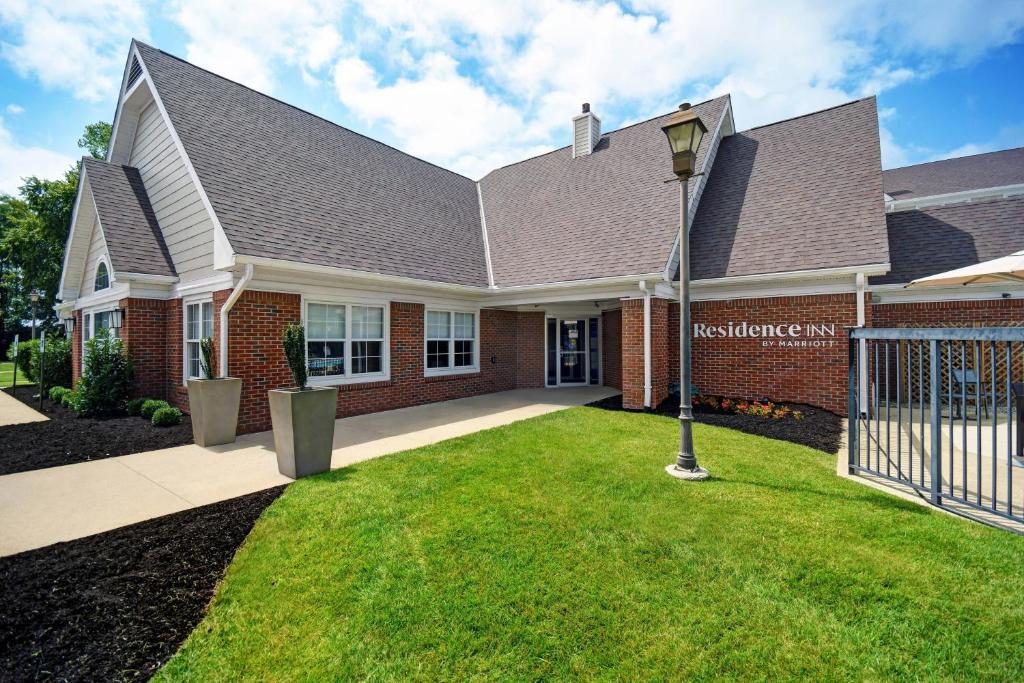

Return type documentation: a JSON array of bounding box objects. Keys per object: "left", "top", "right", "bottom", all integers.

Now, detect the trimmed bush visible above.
[
  {"left": 75, "top": 336, "right": 134, "bottom": 417},
  {"left": 48, "top": 386, "right": 70, "bottom": 402},
  {"left": 126, "top": 397, "right": 149, "bottom": 417},
  {"left": 5, "top": 337, "right": 72, "bottom": 393},
  {"left": 282, "top": 324, "right": 307, "bottom": 389},
  {"left": 140, "top": 399, "right": 170, "bottom": 420},
  {"left": 62, "top": 390, "right": 79, "bottom": 408},
  {"left": 7, "top": 338, "right": 36, "bottom": 381},
  {"left": 151, "top": 406, "right": 183, "bottom": 427}
]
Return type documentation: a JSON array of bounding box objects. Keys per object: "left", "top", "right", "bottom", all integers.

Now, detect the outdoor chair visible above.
[{"left": 950, "top": 368, "right": 990, "bottom": 420}]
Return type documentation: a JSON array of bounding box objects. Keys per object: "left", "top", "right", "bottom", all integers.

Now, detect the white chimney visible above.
[{"left": 572, "top": 102, "right": 601, "bottom": 158}]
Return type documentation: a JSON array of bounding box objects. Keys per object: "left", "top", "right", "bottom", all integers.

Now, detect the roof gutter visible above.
[{"left": 219, "top": 263, "right": 254, "bottom": 378}]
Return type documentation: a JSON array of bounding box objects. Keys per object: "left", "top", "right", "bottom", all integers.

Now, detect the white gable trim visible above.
[
  {"left": 662, "top": 95, "right": 733, "bottom": 282},
  {"left": 476, "top": 183, "right": 496, "bottom": 289},
  {"left": 57, "top": 168, "right": 89, "bottom": 300},
  {"left": 124, "top": 45, "right": 236, "bottom": 271},
  {"left": 885, "top": 183, "right": 1024, "bottom": 212}
]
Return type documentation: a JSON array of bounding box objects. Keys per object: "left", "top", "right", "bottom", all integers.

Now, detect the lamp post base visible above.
[{"left": 665, "top": 463, "right": 710, "bottom": 481}]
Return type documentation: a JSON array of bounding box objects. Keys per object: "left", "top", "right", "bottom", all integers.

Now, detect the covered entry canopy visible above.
[{"left": 907, "top": 249, "right": 1024, "bottom": 287}]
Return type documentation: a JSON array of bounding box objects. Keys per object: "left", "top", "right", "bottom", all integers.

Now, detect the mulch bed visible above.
[
  {"left": 588, "top": 394, "right": 843, "bottom": 453},
  {"left": 0, "top": 486, "right": 286, "bottom": 682},
  {"left": 0, "top": 386, "right": 194, "bottom": 476}
]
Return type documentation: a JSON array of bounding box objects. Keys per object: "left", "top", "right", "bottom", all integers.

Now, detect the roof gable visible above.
[
  {"left": 133, "top": 42, "right": 489, "bottom": 287},
  {"left": 688, "top": 97, "right": 889, "bottom": 280}
]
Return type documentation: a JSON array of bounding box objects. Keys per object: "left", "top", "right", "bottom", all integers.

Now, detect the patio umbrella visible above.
[{"left": 907, "top": 249, "right": 1024, "bottom": 287}]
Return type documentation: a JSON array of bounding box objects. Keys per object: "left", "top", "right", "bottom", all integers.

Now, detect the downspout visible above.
[
  {"left": 219, "top": 263, "right": 254, "bottom": 378},
  {"left": 639, "top": 280, "right": 652, "bottom": 408},
  {"left": 856, "top": 272, "right": 867, "bottom": 415}
]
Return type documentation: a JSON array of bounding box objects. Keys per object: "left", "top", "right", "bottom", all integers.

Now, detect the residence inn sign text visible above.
[{"left": 693, "top": 321, "right": 839, "bottom": 348}]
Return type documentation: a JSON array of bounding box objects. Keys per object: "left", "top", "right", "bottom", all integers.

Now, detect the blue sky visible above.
[{"left": 1, "top": 0, "right": 1023, "bottom": 193}]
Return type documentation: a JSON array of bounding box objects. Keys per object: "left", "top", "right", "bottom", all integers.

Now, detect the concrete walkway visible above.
[
  {"left": 0, "top": 388, "right": 47, "bottom": 426},
  {"left": 0, "top": 386, "right": 616, "bottom": 556}
]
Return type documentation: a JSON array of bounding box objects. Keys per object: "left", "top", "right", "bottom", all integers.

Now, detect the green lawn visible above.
[
  {"left": 0, "top": 361, "right": 32, "bottom": 388},
  {"left": 158, "top": 408, "right": 1024, "bottom": 681}
]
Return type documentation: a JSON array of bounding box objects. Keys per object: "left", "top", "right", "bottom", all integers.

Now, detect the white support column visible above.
[{"left": 856, "top": 273, "right": 868, "bottom": 415}]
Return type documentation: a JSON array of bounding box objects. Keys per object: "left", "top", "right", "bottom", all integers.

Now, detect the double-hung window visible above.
[
  {"left": 82, "top": 309, "right": 120, "bottom": 358},
  {"left": 305, "top": 301, "right": 387, "bottom": 382},
  {"left": 425, "top": 310, "right": 477, "bottom": 374},
  {"left": 185, "top": 301, "right": 214, "bottom": 379}
]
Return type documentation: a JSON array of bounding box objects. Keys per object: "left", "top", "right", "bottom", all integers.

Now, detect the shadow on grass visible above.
[{"left": 713, "top": 474, "right": 930, "bottom": 514}]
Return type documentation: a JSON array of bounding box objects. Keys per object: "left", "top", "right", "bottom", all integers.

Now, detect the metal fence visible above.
[{"left": 848, "top": 327, "right": 1024, "bottom": 529}]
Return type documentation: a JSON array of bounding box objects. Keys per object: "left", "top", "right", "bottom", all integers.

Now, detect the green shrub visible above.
[
  {"left": 141, "top": 399, "right": 170, "bottom": 419},
  {"left": 126, "top": 397, "right": 149, "bottom": 417},
  {"left": 151, "top": 406, "right": 183, "bottom": 427},
  {"left": 61, "top": 390, "right": 78, "bottom": 408},
  {"left": 7, "top": 338, "right": 37, "bottom": 382},
  {"left": 48, "top": 386, "right": 70, "bottom": 402},
  {"left": 75, "top": 336, "right": 134, "bottom": 417},
  {"left": 282, "top": 323, "right": 307, "bottom": 389},
  {"left": 200, "top": 337, "right": 215, "bottom": 379},
  {"left": 5, "top": 336, "right": 72, "bottom": 392}
]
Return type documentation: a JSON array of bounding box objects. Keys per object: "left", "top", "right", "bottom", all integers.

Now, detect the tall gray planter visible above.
[
  {"left": 187, "top": 378, "right": 242, "bottom": 447},
  {"left": 268, "top": 386, "right": 338, "bottom": 478}
]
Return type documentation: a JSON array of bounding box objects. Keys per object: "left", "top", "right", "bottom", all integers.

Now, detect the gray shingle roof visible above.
[
  {"left": 82, "top": 157, "right": 176, "bottom": 277},
  {"left": 883, "top": 147, "right": 1024, "bottom": 200},
  {"left": 479, "top": 96, "right": 729, "bottom": 287},
  {"left": 134, "top": 42, "right": 489, "bottom": 287},
  {"left": 872, "top": 195, "right": 1024, "bottom": 286},
  {"left": 687, "top": 97, "right": 889, "bottom": 280}
]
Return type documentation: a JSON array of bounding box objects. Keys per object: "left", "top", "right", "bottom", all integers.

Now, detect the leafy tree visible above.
[{"left": 78, "top": 121, "right": 112, "bottom": 160}]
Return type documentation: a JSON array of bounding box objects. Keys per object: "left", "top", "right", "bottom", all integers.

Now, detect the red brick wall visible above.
[
  {"left": 621, "top": 299, "right": 645, "bottom": 409},
  {"left": 668, "top": 294, "right": 862, "bottom": 414},
  {"left": 515, "top": 311, "right": 545, "bottom": 388},
  {"left": 222, "top": 292, "right": 537, "bottom": 433},
  {"left": 601, "top": 309, "right": 622, "bottom": 389},
  {"left": 71, "top": 310, "right": 83, "bottom": 385},
  {"left": 118, "top": 297, "right": 169, "bottom": 399},
  {"left": 165, "top": 299, "right": 187, "bottom": 410},
  {"left": 873, "top": 299, "right": 1024, "bottom": 327}
]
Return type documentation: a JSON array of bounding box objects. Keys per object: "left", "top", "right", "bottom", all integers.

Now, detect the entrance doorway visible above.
[{"left": 546, "top": 317, "right": 601, "bottom": 386}]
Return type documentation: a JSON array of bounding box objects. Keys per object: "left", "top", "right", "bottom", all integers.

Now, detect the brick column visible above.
[
  {"left": 649, "top": 297, "right": 669, "bottom": 408},
  {"left": 621, "top": 298, "right": 645, "bottom": 409},
  {"left": 118, "top": 297, "right": 169, "bottom": 400},
  {"left": 601, "top": 309, "right": 621, "bottom": 389},
  {"left": 515, "top": 311, "right": 545, "bottom": 388},
  {"left": 71, "top": 310, "right": 83, "bottom": 385}
]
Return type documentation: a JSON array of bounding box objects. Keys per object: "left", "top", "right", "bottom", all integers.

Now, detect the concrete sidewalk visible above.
[
  {"left": 0, "top": 389, "right": 47, "bottom": 426},
  {"left": 0, "top": 386, "right": 616, "bottom": 556}
]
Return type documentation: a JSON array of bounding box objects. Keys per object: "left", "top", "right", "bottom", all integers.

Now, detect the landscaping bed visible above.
[
  {"left": 0, "top": 486, "right": 285, "bottom": 682},
  {"left": 588, "top": 393, "right": 843, "bottom": 453},
  {"left": 0, "top": 386, "right": 193, "bottom": 476}
]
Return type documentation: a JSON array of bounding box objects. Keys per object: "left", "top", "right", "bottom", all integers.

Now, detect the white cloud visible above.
[
  {"left": 171, "top": 0, "right": 343, "bottom": 92},
  {"left": 5, "top": 104, "right": 24, "bottom": 115},
  {"left": 0, "top": 0, "right": 148, "bottom": 102},
  {"left": 0, "top": 118, "right": 75, "bottom": 195}
]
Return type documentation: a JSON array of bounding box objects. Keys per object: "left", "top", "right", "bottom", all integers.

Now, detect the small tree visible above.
[
  {"left": 75, "top": 336, "right": 134, "bottom": 416},
  {"left": 282, "top": 324, "right": 307, "bottom": 389},
  {"left": 199, "top": 337, "right": 215, "bottom": 379}
]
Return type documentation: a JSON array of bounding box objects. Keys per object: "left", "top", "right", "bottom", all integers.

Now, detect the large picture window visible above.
[
  {"left": 425, "top": 310, "right": 477, "bottom": 375},
  {"left": 305, "top": 301, "right": 387, "bottom": 382},
  {"left": 185, "top": 301, "right": 213, "bottom": 379}
]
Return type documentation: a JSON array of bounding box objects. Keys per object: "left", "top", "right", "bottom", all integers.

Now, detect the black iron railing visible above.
[{"left": 848, "top": 327, "right": 1024, "bottom": 528}]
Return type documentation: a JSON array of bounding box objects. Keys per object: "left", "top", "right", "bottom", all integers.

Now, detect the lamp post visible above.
[
  {"left": 29, "top": 289, "right": 42, "bottom": 341},
  {"left": 662, "top": 103, "right": 709, "bottom": 481}
]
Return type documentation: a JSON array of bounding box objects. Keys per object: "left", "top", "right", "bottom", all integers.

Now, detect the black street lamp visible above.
[
  {"left": 661, "top": 103, "right": 709, "bottom": 481},
  {"left": 28, "top": 289, "right": 42, "bottom": 341}
]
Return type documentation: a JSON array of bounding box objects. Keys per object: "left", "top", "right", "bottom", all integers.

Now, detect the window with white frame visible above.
[
  {"left": 94, "top": 261, "right": 110, "bottom": 291},
  {"left": 82, "top": 309, "right": 120, "bottom": 357},
  {"left": 305, "top": 301, "right": 386, "bottom": 381},
  {"left": 185, "top": 301, "right": 213, "bottom": 379},
  {"left": 425, "top": 310, "right": 477, "bottom": 373}
]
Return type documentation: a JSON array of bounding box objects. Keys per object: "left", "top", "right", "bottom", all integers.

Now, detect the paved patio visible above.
[
  {"left": 0, "top": 389, "right": 47, "bottom": 426},
  {"left": 0, "top": 386, "right": 617, "bottom": 557}
]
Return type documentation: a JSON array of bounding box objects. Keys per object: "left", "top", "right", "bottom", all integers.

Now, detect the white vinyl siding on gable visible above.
[
  {"left": 80, "top": 215, "right": 110, "bottom": 297},
  {"left": 128, "top": 102, "right": 214, "bottom": 282}
]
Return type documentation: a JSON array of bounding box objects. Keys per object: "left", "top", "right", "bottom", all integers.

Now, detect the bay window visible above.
[
  {"left": 305, "top": 301, "right": 387, "bottom": 382},
  {"left": 81, "top": 309, "right": 120, "bottom": 357},
  {"left": 425, "top": 309, "right": 477, "bottom": 374},
  {"left": 185, "top": 300, "right": 214, "bottom": 380}
]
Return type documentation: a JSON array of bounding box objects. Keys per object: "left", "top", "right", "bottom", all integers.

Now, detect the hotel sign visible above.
[{"left": 693, "top": 322, "right": 838, "bottom": 348}]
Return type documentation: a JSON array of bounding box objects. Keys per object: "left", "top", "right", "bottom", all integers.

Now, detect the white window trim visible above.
[
  {"left": 80, "top": 304, "right": 120, "bottom": 358},
  {"left": 424, "top": 307, "right": 481, "bottom": 377},
  {"left": 182, "top": 296, "right": 214, "bottom": 384},
  {"left": 93, "top": 256, "right": 112, "bottom": 292},
  {"left": 301, "top": 297, "right": 391, "bottom": 386}
]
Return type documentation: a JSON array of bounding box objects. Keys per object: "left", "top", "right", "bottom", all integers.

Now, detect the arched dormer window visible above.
[{"left": 95, "top": 261, "right": 110, "bottom": 291}]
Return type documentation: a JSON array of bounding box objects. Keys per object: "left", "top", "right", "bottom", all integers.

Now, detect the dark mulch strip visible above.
[
  {"left": 0, "top": 486, "right": 286, "bottom": 682},
  {"left": 588, "top": 394, "right": 843, "bottom": 453},
  {"left": 0, "top": 386, "right": 193, "bottom": 476}
]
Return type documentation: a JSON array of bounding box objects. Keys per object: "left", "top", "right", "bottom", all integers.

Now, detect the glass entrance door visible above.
[{"left": 558, "top": 319, "right": 587, "bottom": 384}]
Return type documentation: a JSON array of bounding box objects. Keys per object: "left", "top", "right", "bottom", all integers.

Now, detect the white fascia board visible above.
[
  {"left": 690, "top": 263, "right": 891, "bottom": 287},
  {"left": 870, "top": 282, "right": 1023, "bottom": 303},
  {"left": 57, "top": 169, "right": 89, "bottom": 300},
  {"left": 662, "top": 97, "right": 732, "bottom": 282},
  {"left": 72, "top": 283, "right": 129, "bottom": 310},
  {"left": 476, "top": 182, "right": 496, "bottom": 288},
  {"left": 132, "top": 47, "right": 237, "bottom": 271},
  {"left": 886, "top": 183, "right": 1024, "bottom": 212},
  {"left": 117, "top": 272, "right": 180, "bottom": 285},
  {"left": 105, "top": 43, "right": 137, "bottom": 163}
]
